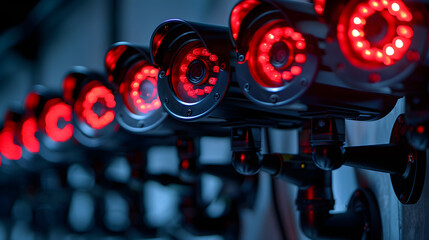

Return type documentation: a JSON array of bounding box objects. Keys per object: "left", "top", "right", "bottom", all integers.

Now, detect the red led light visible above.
[
  {"left": 375, "top": 50, "right": 384, "bottom": 60},
  {"left": 0, "top": 121, "right": 22, "bottom": 160},
  {"left": 44, "top": 100, "right": 74, "bottom": 142},
  {"left": 202, "top": 49, "right": 210, "bottom": 56},
  {"left": 368, "top": 73, "right": 381, "bottom": 82},
  {"left": 25, "top": 92, "right": 40, "bottom": 111},
  {"left": 291, "top": 33, "right": 302, "bottom": 41},
  {"left": 123, "top": 61, "right": 161, "bottom": 115},
  {"left": 351, "top": 29, "right": 362, "bottom": 37},
  {"left": 209, "top": 77, "right": 217, "bottom": 85},
  {"left": 240, "top": 153, "right": 245, "bottom": 163},
  {"left": 170, "top": 42, "right": 219, "bottom": 103},
  {"left": 105, "top": 45, "right": 127, "bottom": 75},
  {"left": 358, "top": 5, "right": 374, "bottom": 17},
  {"left": 397, "top": 25, "right": 413, "bottom": 38},
  {"left": 204, "top": 86, "right": 213, "bottom": 93},
  {"left": 369, "top": 0, "right": 383, "bottom": 11},
  {"left": 417, "top": 125, "right": 425, "bottom": 134},
  {"left": 390, "top": 2, "right": 400, "bottom": 12},
  {"left": 291, "top": 66, "right": 302, "bottom": 76},
  {"left": 181, "top": 159, "right": 189, "bottom": 170},
  {"left": 296, "top": 41, "right": 306, "bottom": 50},
  {"left": 248, "top": 21, "right": 308, "bottom": 88},
  {"left": 353, "top": 17, "right": 363, "bottom": 25},
  {"left": 230, "top": 0, "right": 260, "bottom": 40},
  {"left": 21, "top": 117, "right": 39, "bottom": 153},
  {"left": 338, "top": 0, "right": 414, "bottom": 68},
  {"left": 397, "top": 10, "right": 412, "bottom": 22},
  {"left": 362, "top": 48, "right": 374, "bottom": 60},
  {"left": 63, "top": 75, "right": 76, "bottom": 104},
  {"left": 385, "top": 45, "right": 394, "bottom": 56},
  {"left": 209, "top": 54, "right": 218, "bottom": 62},
  {"left": 314, "top": 0, "right": 325, "bottom": 15},
  {"left": 394, "top": 38, "right": 404, "bottom": 48},
  {"left": 76, "top": 82, "right": 116, "bottom": 130},
  {"left": 282, "top": 71, "right": 292, "bottom": 81}
]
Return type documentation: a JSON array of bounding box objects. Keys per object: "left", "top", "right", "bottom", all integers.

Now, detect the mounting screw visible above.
[
  {"left": 244, "top": 83, "right": 250, "bottom": 92},
  {"left": 159, "top": 71, "right": 166, "bottom": 78},
  {"left": 400, "top": 193, "right": 407, "bottom": 203},
  {"left": 137, "top": 121, "right": 144, "bottom": 128},
  {"left": 238, "top": 54, "right": 245, "bottom": 62},
  {"left": 300, "top": 78, "right": 308, "bottom": 87},
  {"left": 164, "top": 98, "right": 169, "bottom": 104},
  {"left": 318, "top": 119, "right": 326, "bottom": 128},
  {"left": 364, "top": 223, "right": 370, "bottom": 232},
  {"left": 187, "top": 109, "right": 192, "bottom": 116},
  {"left": 408, "top": 153, "right": 415, "bottom": 163},
  {"left": 270, "top": 94, "right": 279, "bottom": 103},
  {"left": 214, "top": 93, "right": 220, "bottom": 101}
]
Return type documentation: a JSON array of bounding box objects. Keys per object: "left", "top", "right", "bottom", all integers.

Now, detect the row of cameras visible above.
[
  {"left": 1, "top": 0, "right": 429, "bottom": 168},
  {"left": 1, "top": 1, "right": 428, "bottom": 238}
]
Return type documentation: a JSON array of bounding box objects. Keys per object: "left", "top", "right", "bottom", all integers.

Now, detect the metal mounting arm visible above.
[{"left": 311, "top": 115, "right": 426, "bottom": 204}]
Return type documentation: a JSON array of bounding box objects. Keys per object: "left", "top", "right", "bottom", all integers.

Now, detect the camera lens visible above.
[
  {"left": 139, "top": 79, "right": 155, "bottom": 100},
  {"left": 363, "top": 13, "right": 388, "bottom": 44},
  {"left": 270, "top": 42, "right": 290, "bottom": 69},
  {"left": 187, "top": 59, "right": 208, "bottom": 85}
]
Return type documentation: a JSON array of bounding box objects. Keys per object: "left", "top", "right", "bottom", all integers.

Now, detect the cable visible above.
[{"left": 264, "top": 128, "right": 288, "bottom": 240}]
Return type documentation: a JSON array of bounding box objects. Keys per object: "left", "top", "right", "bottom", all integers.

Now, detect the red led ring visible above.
[
  {"left": 76, "top": 82, "right": 117, "bottom": 130},
  {"left": 43, "top": 100, "right": 74, "bottom": 142},
  {"left": 248, "top": 21, "right": 307, "bottom": 88},
  {"left": 338, "top": 0, "right": 414, "bottom": 67},
  {"left": 171, "top": 42, "right": 219, "bottom": 103},
  {"left": 0, "top": 121, "right": 22, "bottom": 160},
  {"left": 123, "top": 61, "right": 161, "bottom": 115}
]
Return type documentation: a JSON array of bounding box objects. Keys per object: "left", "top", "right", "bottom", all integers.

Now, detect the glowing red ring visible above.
[
  {"left": 0, "top": 121, "right": 22, "bottom": 160},
  {"left": 171, "top": 43, "right": 219, "bottom": 103},
  {"left": 127, "top": 64, "right": 161, "bottom": 114},
  {"left": 248, "top": 21, "right": 307, "bottom": 88},
  {"left": 338, "top": 0, "right": 414, "bottom": 67},
  {"left": 44, "top": 100, "right": 74, "bottom": 142},
  {"left": 78, "top": 83, "right": 116, "bottom": 130}
]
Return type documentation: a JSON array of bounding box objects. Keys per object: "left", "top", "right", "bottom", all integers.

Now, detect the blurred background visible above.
[{"left": 0, "top": 0, "right": 428, "bottom": 239}]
